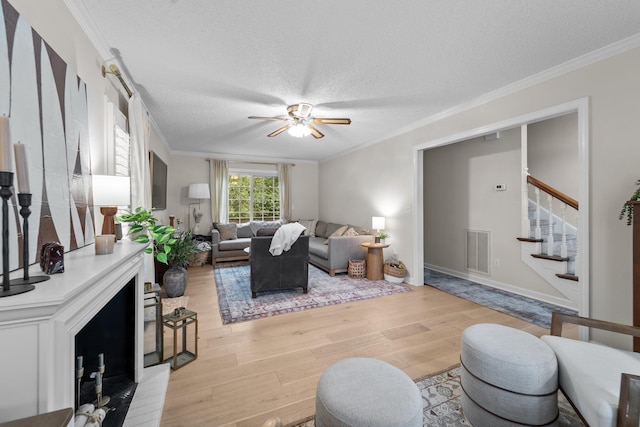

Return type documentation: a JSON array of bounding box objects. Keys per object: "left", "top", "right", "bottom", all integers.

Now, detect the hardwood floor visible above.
[{"left": 160, "top": 265, "right": 569, "bottom": 427}]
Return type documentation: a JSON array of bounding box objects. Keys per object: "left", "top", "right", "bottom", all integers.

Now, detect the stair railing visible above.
[{"left": 526, "top": 175, "right": 579, "bottom": 262}]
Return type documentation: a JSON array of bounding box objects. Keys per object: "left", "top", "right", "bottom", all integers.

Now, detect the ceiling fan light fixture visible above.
[{"left": 288, "top": 123, "right": 311, "bottom": 138}]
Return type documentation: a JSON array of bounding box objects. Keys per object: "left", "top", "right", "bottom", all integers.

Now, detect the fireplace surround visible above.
[{"left": 0, "top": 240, "right": 147, "bottom": 422}]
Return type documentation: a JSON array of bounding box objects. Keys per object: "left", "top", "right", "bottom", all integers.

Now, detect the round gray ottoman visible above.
[
  {"left": 460, "top": 324, "right": 559, "bottom": 427},
  {"left": 315, "top": 357, "right": 422, "bottom": 427}
]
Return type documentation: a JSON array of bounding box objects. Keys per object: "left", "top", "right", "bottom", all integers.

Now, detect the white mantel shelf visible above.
[
  {"left": 0, "top": 240, "right": 147, "bottom": 423},
  {"left": 0, "top": 240, "right": 145, "bottom": 323}
]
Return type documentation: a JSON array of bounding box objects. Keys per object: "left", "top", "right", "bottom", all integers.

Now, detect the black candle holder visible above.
[
  {"left": 10, "top": 193, "right": 49, "bottom": 286},
  {"left": 0, "top": 171, "right": 34, "bottom": 297}
]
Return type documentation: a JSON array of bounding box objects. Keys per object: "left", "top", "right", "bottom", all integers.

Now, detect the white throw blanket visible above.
[{"left": 269, "top": 222, "right": 306, "bottom": 256}]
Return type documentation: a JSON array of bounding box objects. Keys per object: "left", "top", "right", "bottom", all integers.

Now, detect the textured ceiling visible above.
[{"left": 70, "top": 0, "right": 640, "bottom": 161}]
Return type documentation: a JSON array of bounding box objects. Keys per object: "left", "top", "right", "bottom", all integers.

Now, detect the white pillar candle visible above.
[
  {"left": 95, "top": 236, "right": 109, "bottom": 255},
  {"left": 13, "top": 143, "right": 29, "bottom": 193},
  {"left": 0, "top": 116, "right": 12, "bottom": 172},
  {"left": 98, "top": 353, "right": 104, "bottom": 367},
  {"left": 76, "top": 355, "right": 83, "bottom": 371}
]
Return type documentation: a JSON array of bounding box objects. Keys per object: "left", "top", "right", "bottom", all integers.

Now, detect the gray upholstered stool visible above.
[
  {"left": 315, "top": 357, "right": 422, "bottom": 427},
  {"left": 460, "top": 323, "right": 559, "bottom": 427}
]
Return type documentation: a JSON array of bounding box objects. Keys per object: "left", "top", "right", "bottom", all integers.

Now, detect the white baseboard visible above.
[{"left": 424, "top": 263, "right": 575, "bottom": 310}]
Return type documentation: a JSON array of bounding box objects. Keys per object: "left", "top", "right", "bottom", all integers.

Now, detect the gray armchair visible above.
[{"left": 250, "top": 234, "right": 310, "bottom": 298}]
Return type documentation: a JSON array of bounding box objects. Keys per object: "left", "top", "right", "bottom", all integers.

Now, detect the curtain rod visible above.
[
  {"left": 102, "top": 64, "right": 133, "bottom": 98},
  {"left": 207, "top": 159, "right": 295, "bottom": 167}
]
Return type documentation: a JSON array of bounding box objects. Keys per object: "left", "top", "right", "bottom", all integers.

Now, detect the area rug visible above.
[
  {"left": 291, "top": 365, "right": 583, "bottom": 427},
  {"left": 425, "top": 269, "right": 577, "bottom": 329},
  {"left": 214, "top": 264, "right": 412, "bottom": 324}
]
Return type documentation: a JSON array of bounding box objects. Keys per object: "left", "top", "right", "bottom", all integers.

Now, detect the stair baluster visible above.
[
  {"left": 560, "top": 203, "right": 568, "bottom": 258},
  {"left": 547, "top": 194, "right": 554, "bottom": 256},
  {"left": 573, "top": 212, "right": 579, "bottom": 276},
  {"left": 535, "top": 187, "right": 542, "bottom": 240}
]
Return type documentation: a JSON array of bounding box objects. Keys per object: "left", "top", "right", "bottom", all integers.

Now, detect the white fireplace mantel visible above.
[{"left": 0, "top": 240, "right": 146, "bottom": 423}]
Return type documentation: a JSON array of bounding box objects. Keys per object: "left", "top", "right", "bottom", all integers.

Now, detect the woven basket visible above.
[
  {"left": 383, "top": 264, "right": 407, "bottom": 278},
  {"left": 348, "top": 259, "right": 366, "bottom": 278},
  {"left": 189, "top": 251, "right": 209, "bottom": 267}
]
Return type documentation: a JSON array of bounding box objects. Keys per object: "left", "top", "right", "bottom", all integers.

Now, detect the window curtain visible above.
[
  {"left": 209, "top": 159, "right": 228, "bottom": 223},
  {"left": 278, "top": 163, "right": 291, "bottom": 221},
  {"left": 127, "top": 93, "right": 153, "bottom": 281},
  {"left": 128, "top": 93, "right": 151, "bottom": 210}
]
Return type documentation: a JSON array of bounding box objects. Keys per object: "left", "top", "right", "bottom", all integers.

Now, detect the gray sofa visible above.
[
  {"left": 211, "top": 219, "right": 373, "bottom": 276},
  {"left": 306, "top": 221, "right": 374, "bottom": 276},
  {"left": 211, "top": 221, "right": 282, "bottom": 266}
]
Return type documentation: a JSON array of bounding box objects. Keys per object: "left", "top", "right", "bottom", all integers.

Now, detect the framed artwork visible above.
[{"left": 150, "top": 151, "right": 167, "bottom": 210}]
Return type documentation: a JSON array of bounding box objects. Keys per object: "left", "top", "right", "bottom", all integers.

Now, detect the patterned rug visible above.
[
  {"left": 291, "top": 365, "right": 583, "bottom": 427},
  {"left": 424, "top": 269, "right": 577, "bottom": 328},
  {"left": 214, "top": 264, "right": 412, "bottom": 324}
]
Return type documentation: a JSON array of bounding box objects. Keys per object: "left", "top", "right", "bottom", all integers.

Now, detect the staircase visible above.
[{"left": 517, "top": 175, "right": 581, "bottom": 310}]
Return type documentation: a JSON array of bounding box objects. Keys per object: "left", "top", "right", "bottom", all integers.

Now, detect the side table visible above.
[
  {"left": 361, "top": 242, "right": 390, "bottom": 280},
  {"left": 163, "top": 308, "right": 198, "bottom": 370}
]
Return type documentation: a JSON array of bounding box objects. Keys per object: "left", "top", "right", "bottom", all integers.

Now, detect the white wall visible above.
[{"left": 320, "top": 46, "right": 640, "bottom": 333}]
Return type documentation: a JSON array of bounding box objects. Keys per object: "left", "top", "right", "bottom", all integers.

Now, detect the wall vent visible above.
[{"left": 465, "top": 229, "right": 490, "bottom": 274}]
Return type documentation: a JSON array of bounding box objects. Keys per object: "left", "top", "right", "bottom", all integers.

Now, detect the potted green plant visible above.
[
  {"left": 162, "top": 231, "right": 198, "bottom": 297},
  {"left": 619, "top": 179, "right": 640, "bottom": 225},
  {"left": 117, "top": 207, "right": 176, "bottom": 264}
]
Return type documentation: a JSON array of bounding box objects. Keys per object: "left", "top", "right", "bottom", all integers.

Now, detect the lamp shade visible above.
[
  {"left": 372, "top": 216, "right": 385, "bottom": 230},
  {"left": 93, "top": 175, "right": 130, "bottom": 206},
  {"left": 189, "top": 183, "right": 210, "bottom": 199}
]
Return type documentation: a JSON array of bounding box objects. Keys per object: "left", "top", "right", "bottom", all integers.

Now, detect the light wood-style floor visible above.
[{"left": 160, "top": 265, "right": 570, "bottom": 427}]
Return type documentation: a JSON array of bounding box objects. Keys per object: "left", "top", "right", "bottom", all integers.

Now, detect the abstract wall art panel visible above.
[{"left": 1, "top": 0, "right": 94, "bottom": 271}]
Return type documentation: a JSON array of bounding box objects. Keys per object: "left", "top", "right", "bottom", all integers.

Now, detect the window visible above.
[{"left": 228, "top": 174, "right": 280, "bottom": 223}]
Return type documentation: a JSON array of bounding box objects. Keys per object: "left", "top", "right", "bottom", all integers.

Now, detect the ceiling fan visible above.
[{"left": 248, "top": 103, "right": 351, "bottom": 139}]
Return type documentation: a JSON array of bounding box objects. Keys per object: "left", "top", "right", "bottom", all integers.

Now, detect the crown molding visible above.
[
  {"left": 171, "top": 149, "right": 318, "bottom": 164},
  {"left": 324, "top": 32, "right": 640, "bottom": 163},
  {"left": 63, "top": 0, "right": 112, "bottom": 60}
]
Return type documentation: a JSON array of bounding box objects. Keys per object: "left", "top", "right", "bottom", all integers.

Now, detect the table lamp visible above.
[
  {"left": 93, "top": 175, "right": 131, "bottom": 237},
  {"left": 372, "top": 216, "right": 385, "bottom": 243}
]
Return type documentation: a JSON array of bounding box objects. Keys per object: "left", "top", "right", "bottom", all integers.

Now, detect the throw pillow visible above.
[
  {"left": 324, "top": 223, "right": 345, "bottom": 238},
  {"left": 315, "top": 221, "right": 328, "bottom": 238},
  {"left": 324, "top": 224, "right": 349, "bottom": 244},
  {"left": 216, "top": 223, "right": 237, "bottom": 241},
  {"left": 343, "top": 227, "right": 359, "bottom": 237},
  {"left": 297, "top": 219, "right": 318, "bottom": 237},
  {"left": 348, "top": 224, "right": 371, "bottom": 235},
  {"left": 236, "top": 222, "right": 253, "bottom": 238}
]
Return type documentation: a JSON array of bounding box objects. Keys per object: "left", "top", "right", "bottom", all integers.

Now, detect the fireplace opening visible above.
[{"left": 75, "top": 278, "right": 137, "bottom": 426}]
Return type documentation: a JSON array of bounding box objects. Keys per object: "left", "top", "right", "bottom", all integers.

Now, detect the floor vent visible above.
[{"left": 466, "top": 229, "right": 490, "bottom": 274}]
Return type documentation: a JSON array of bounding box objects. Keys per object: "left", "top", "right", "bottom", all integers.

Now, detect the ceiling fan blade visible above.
[
  {"left": 312, "top": 118, "right": 351, "bottom": 125},
  {"left": 248, "top": 116, "right": 289, "bottom": 121},
  {"left": 308, "top": 125, "right": 324, "bottom": 139},
  {"left": 268, "top": 125, "right": 291, "bottom": 137}
]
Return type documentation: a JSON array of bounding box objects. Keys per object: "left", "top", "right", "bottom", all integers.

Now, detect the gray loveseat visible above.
[{"left": 305, "top": 221, "right": 374, "bottom": 276}]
